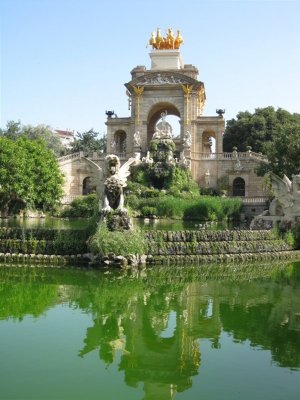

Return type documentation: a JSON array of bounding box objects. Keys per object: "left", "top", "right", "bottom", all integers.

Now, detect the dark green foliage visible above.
[
  {"left": 149, "top": 138, "right": 175, "bottom": 154},
  {"left": 280, "top": 225, "right": 300, "bottom": 250},
  {"left": 126, "top": 163, "right": 202, "bottom": 219},
  {"left": 0, "top": 120, "right": 64, "bottom": 156},
  {"left": 67, "top": 129, "right": 106, "bottom": 154},
  {"left": 126, "top": 195, "right": 242, "bottom": 221},
  {"left": 223, "top": 107, "right": 300, "bottom": 178},
  {"left": 89, "top": 223, "right": 146, "bottom": 256},
  {"left": 223, "top": 107, "right": 300, "bottom": 153},
  {"left": 257, "top": 123, "right": 300, "bottom": 177},
  {"left": 140, "top": 206, "right": 157, "bottom": 217},
  {"left": 60, "top": 194, "right": 98, "bottom": 218},
  {"left": 0, "top": 137, "right": 63, "bottom": 214},
  {"left": 291, "top": 226, "right": 300, "bottom": 249},
  {"left": 166, "top": 166, "right": 198, "bottom": 195},
  {"left": 129, "top": 167, "right": 151, "bottom": 186}
]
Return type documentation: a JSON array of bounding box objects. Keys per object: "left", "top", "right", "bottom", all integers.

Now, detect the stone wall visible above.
[
  {"left": 145, "top": 230, "right": 300, "bottom": 265},
  {"left": 0, "top": 227, "right": 299, "bottom": 267}
]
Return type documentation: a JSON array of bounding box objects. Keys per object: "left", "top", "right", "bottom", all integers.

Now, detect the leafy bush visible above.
[
  {"left": 141, "top": 188, "right": 162, "bottom": 198},
  {"left": 60, "top": 194, "right": 98, "bottom": 218},
  {"left": 89, "top": 223, "right": 146, "bottom": 256},
  {"left": 155, "top": 197, "right": 189, "bottom": 219},
  {"left": 291, "top": 225, "right": 300, "bottom": 249},
  {"left": 282, "top": 225, "right": 300, "bottom": 249},
  {"left": 140, "top": 206, "right": 157, "bottom": 217},
  {"left": 284, "top": 230, "right": 296, "bottom": 248},
  {"left": 126, "top": 194, "right": 242, "bottom": 221},
  {"left": 129, "top": 166, "right": 151, "bottom": 186},
  {"left": 183, "top": 196, "right": 242, "bottom": 221},
  {"left": 166, "top": 167, "right": 199, "bottom": 194},
  {"left": 0, "top": 136, "right": 63, "bottom": 214}
]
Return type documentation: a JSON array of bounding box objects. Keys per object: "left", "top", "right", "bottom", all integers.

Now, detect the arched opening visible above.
[
  {"left": 82, "top": 176, "right": 94, "bottom": 195},
  {"left": 202, "top": 130, "right": 216, "bottom": 153},
  {"left": 232, "top": 177, "right": 245, "bottom": 197},
  {"left": 147, "top": 103, "right": 181, "bottom": 145},
  {"left": 113, "top": 130, "right": 126, "bottom": 153}
]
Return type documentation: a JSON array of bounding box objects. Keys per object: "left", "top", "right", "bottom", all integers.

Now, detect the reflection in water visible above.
[
  {"left": 1, "top": 263, "right": 300, "bottom": 399},
  {"left": 0, "top": 217, "right": 91, "bottom": 229}
]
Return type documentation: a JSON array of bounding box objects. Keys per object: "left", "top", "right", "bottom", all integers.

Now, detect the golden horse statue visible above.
[{"left": 148, "top": 28, "right": 184, "bottom": 50}]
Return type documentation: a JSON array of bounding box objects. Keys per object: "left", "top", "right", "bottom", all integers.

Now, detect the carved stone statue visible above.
[
  {"left": 251, "top": 172, "right": 300, "bottom": 229},
  {"left": 142, "top": 151, "right": 153, "bottom": 165},
  {"left": 268, "top": 173, "right": 300, "bottom": 219},
  {"left": 205, "top": 169, "right": 211, "bottom": 187},
  {"left": 232, "top": 147, "right": 243, "bottom": 171},
  {"left": 178, "top": 152, "right": 190, "bottom": 169},
  {"left": 133, "top": 131, "right": 141, "bottom": 147},
  {"left": 152, "top": 111, "right": 173, "bottom": 140},
  {"left": 102, "top": 155, "right": 137, "bottom": 213},
  {"left": 183, "top": 131, "right": 192, "bottom": 149}
]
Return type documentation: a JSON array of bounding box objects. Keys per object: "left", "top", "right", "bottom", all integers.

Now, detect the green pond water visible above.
[
  {"left": 0, "top": 217, "right": 91, "bottom": 230},
  {"left": 1, "top": 262, "right": 300, "bottom": 400},
  {"left": 0, "top": 217, "right": 242, "bottom": 231}
]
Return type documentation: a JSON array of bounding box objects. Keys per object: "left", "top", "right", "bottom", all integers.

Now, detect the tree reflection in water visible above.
[{"left": 1, "top": 262, "right": 300, "bottom": 399}]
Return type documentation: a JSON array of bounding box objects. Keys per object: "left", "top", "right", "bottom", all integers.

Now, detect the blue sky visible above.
[{"left": 1, "top": 0, "right": 299, "bottom": 135}]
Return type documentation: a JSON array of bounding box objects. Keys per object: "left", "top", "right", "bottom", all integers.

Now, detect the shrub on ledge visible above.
[
  {"left": 89, "top": 223, "right": 146, "bottom": 257},
  {"left": 60, "top": 194, "right": 98, "bottom": 218},
  {"left": 126, "top": 195, "right": 242, "bottom": 220}
]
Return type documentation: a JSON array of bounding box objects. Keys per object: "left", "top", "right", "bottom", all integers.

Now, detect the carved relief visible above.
[{"left": 133, "top": 74, "right": 192, "bottom": 86}]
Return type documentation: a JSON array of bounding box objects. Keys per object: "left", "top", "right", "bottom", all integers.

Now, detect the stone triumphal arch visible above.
[{"left": 58, "top": 28, "right": 267, "bottom": 216}]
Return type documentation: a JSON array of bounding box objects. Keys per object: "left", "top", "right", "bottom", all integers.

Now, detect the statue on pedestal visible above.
[
  {"left": 101, "top": 155, "right": 138, "bottom": 230},
  {"left": 148, "top": 28, "right": 184, "bottom": 50},
  {"left": 251, "top": 172, "right": 300, "bottom": 229},
  {"left": 133, "top": 131, "right": 141, "bottom": 147},
  {"left": 232, "top": 147, "right": 243, "bottom": 171},
  {"left": 183, "top": 131, "right": 192, "bottom": 149}
]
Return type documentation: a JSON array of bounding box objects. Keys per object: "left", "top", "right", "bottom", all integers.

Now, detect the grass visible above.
[
  {"left": 126, "top": 194, "right": 242, "bottom": 221},
  {"left": 89, "top": 223, "right": 146, "bottom": 256}
]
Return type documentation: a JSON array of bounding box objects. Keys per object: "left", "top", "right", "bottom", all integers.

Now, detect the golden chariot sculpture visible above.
[{"left": 148, "top": 28, "right": 183, "bottom": 50}]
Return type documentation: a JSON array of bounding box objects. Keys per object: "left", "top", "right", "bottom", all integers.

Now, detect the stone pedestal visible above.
[{"left": 150, "top": 50, "right": 183, "bottom": 70}]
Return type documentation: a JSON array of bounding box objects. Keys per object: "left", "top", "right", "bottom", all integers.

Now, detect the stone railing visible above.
[
  {"left": 240, "top": 197, "right": 268, "bottom": 204},
  {"left": 58, "top": 151, "right": 127, "bottom": 164},
  {"left": 191, "top": 151, "right": 268, "bottom": 163},
  {"left": 192, "top": 153, "right": 217, "bottom": 160},
  {"left": 61, "top": 195, "right": 83, "bottom": 205},
  {"left": 57, "top": 152, "right": 81, "bottom": 163},
  {"left": 249, "top": 151, "right": 269, "bottom": 163},
  {"left": 191, "top": 152, "right": 247, "bottom": 160},
  {"left": 57, "top": 151, "right": 268, "bottom": 165}
]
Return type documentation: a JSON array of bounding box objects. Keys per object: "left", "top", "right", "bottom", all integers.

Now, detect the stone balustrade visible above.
[
  {"left": 191, "top": 151, "right": 268, "bottom": 163},
  {"left": 58, "top": 152, "right": 127, "bottom": 164},
  {"left": 61, "top": 195, "right": 83, "bottom": 205},
  {"left": 57, "top": 152, "right": 81, "bottom": 163},
  {"left": 241, "top": 197, "right": 268, "bottom": 204}
]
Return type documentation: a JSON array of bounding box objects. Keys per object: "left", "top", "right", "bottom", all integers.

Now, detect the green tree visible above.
[
  {"left": 0, "top": 121, "right": 64, "bottom": 156},
  {"left": 0, "top": 137, "right": 63, "bottom": 214},
  {"left": 258, "top": 123, "right": 300, "bottom": 177},
  {"left": 68, "top": 129, "right": 106, "bottom": 154},
  {"left": 223, "top": 107, "right": 300, "bottom": 153}
]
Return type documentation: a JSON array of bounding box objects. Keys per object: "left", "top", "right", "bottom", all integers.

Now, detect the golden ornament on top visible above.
[{"left": 148, "top": 28, "right": 183, "bottom": 50}]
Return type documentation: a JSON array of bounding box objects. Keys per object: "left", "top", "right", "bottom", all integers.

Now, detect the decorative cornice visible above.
[{"left": 126, "top": 72, "right": 204, "bottom": 91}]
